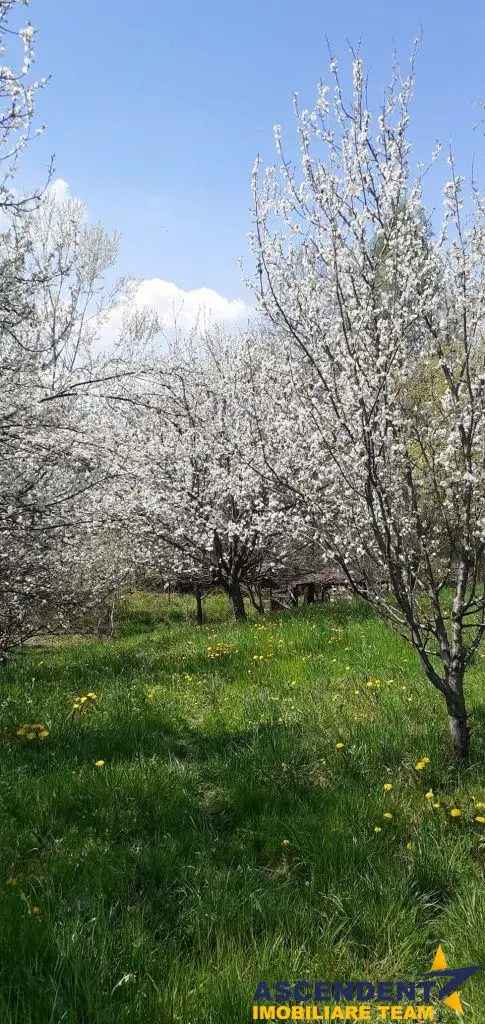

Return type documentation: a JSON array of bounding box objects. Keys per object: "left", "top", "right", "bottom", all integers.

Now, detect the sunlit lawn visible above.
[{"left": 1, "top": 593, "right": 485, "bottom": 1023}]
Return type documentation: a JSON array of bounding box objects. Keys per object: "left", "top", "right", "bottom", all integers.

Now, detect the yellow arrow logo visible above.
[{"left": 430, "top": 945, "right": 464, "bottom": 1015}]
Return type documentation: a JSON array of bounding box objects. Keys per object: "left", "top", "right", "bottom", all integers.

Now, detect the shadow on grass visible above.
[
  {"left": 1, "top": 597, "right": 485, "bottom": 1024},
  {"left": 1, "top": 710, "right": 469, "bottom": 971}
]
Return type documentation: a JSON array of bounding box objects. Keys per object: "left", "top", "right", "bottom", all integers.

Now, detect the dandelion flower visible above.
[
  {"left": 335, "top": 742, "right": 344, "bottom": 750},
  {"left": 17, "top": 723, "right": 49, "bottom": 741},
  {"left": 383, "top": 783, "right": 393, "bottom": 792},
  {"left": 406, "top": 842, "right": 413, "bottom": 850},
  {"left": 425, "top": 790, "right": 434, "bottom": 800},
  {"left": 374, "top": 826, "right": 382, "bottom": 833},
  {"left": 94, "top": 759, "right": 105, "bottom": 768},
  {"left": 383, "top": 812, "right": 393, "bottom": 820},
  {"left": 415, "top": 757, "right": 430, "bottom": 771},
  {"left": 281, "top": 839, "right": 290, "bottom": 847},
  {"left": 474, "top": 816, "right": 485, "bottom": 825},
  {"left": 450, "top": 808, "right": 462, "bottom": 818}
]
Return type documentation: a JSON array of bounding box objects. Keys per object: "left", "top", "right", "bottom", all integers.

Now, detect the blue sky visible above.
[{"left": 20, "top": 0, "right": 485, "bottom": 321}]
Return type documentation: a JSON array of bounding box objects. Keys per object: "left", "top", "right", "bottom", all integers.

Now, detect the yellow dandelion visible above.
[
  {"left": 38, "top": 729, "right": 49, "bottom": 739},
  {"left": 450, "top": 808, "right": 462, "bottom": 818},
  {"left": 383, "top": 812, "right": 393, "bottom": 820},
  {"left": 335, "top": 742, "right": 344, "bottom": 750},
  {"left": 415, "top": 758, "right": 430, "bottom": 771},
  {"left": 94, "top": 759, "right": 106, "bottom": 768},
  {"left": 474, "top": 816, "right": 485, "bottom": 825},
  {"left": 432, "top": 802, "right": 440, "bottom": 809},
  {"left": 425, "top": 790, "right": 434, "bottom": 800},
  {"left": 474, "top": 801, "right": 485, "bottom": 810},
  {"left": 406, "top": 842, "right": 413, "bottom": 850},
  {"left": 374, "top": 826, "right": 382, "bottom": 833},
  {"left": 383, "top": 783, "right": 393, "bottom": 792},
  {"left": 86, "top": 692, "right": 97, "bottom": 700}
]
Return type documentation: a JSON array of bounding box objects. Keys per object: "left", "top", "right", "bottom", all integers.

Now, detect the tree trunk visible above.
[
  {"left": 195, "top": 587, "right": 204, "bottom": 626},
  {"left": 446, "top": 683, "right": 470, "bottom": 759},
  {"left": 96, "top": 598, "right": 115, "bottom": 638},
  {"left": 228, "top": 579, "right": 246, "bottom": 621},
  {"left": 445, "top": 560, "right": 470, "bottom": 759},
  {"left": 247, "top": 585, "right": 265, "bottom": 614},
  {"left": 304, "top": 582, "right": 315, "bottom": 604},
  {"left": 420, "top": 648, "right": 470, "bottom": 760}
]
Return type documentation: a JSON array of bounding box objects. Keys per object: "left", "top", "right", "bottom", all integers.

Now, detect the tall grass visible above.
[{"left": 0, "top": 593, "right": 484, "bottom": 1023}]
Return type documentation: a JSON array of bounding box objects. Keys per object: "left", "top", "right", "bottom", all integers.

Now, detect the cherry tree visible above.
[
  {"left": 0, "top": 4, "right": 159, "bottom": 656},
  {"left": 0, "top": 184, "right": 158, "bottom": 656},
  {"left": 0, "top": 0, "right": 48, "bottom": 218},
  {"left": 251, "top": 51, "right": 485, "bottom": 758},
  {"left": 114, "top": 331, "right": 293, "bottom": 621},
  {"left": 0, "top": 1, "right": 49, "bottom": 365}
]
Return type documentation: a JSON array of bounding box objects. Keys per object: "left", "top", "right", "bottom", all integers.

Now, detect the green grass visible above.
[{"left": 1, "top": 593, "right": 485, "bottom": 1023}]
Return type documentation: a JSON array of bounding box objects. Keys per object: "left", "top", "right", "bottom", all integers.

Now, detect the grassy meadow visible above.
[{"left": 1, "top": 592, "right": 485, "bottom": 1023}]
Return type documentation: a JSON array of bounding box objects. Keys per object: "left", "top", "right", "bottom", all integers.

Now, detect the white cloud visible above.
[
  {"left": 134, "top": 278, "right": 251, "bottom": 332},
  {"left": 0, "top": 178, "right": 72, "bottom": 233},
  {"left": 98, "top": 277, "right": 253, "bottom": 351},
  {"left": 0, "top": 178, "right": 72, "bottom": 232},
  {"left": 36, "top": 179, "right": 254, "bottom": 344},
  {"left": 46, "top": 177, "right": 71, "bottom": 204}
]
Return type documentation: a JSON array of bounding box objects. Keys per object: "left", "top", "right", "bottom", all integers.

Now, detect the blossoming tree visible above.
[
  {"left": 0, "top": 183, "right": 158, "bottom": 655},
  {"left": 251, "top": 51, "right": 485, "bottom": 758},
  {"left": 114, "top": 331, "right": 293, "bottom": 621},
  {"left": 0, "top": 0, "right": 48, "bottom": 216}
]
